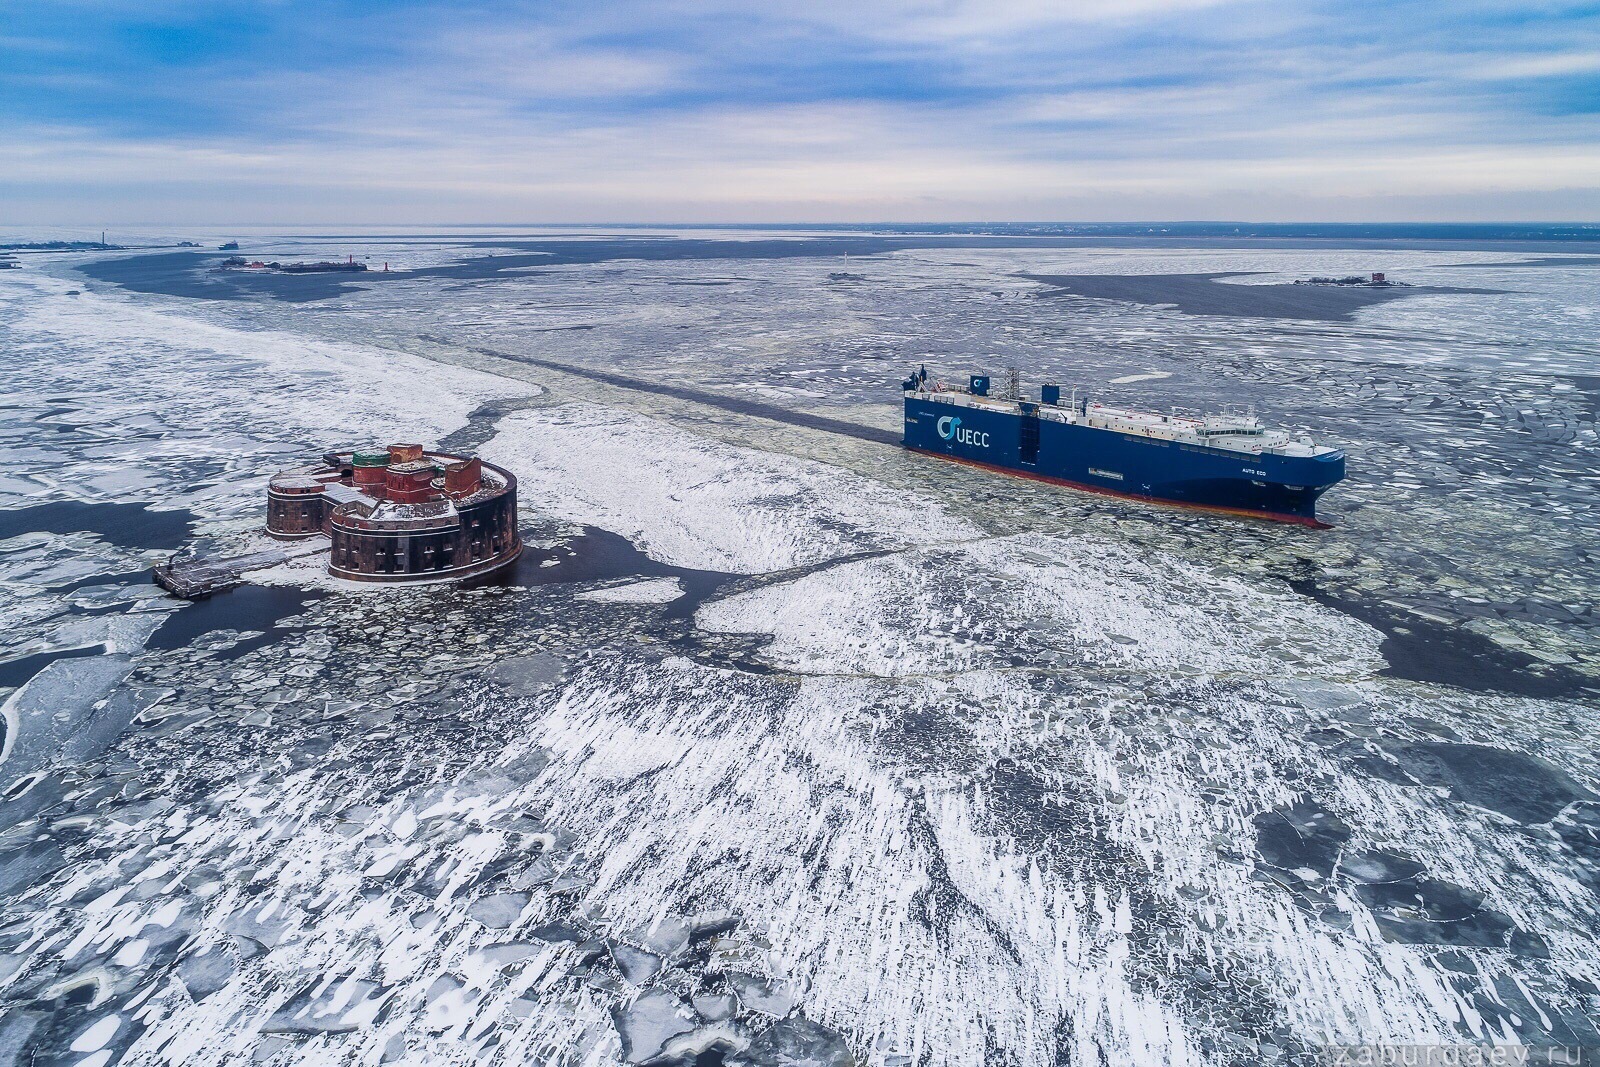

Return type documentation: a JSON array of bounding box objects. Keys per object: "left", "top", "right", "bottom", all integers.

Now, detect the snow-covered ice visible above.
[
  {"left": 485, "top": 405, "right": 977, "bottom": 574},
  {"left": 1, "top": 231, "right": 1597, "bottom": 1067}
]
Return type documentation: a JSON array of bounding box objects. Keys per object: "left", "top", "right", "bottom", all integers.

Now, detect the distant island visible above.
[
  {"left": 1293, "top": 271, "right": 1411, "bottom": 287},
  {"left": 0, "top": 240, "right": 126, "bottom": 252},
  {"left": 218, "top": 256, "right": 368, "bottom": 274}
]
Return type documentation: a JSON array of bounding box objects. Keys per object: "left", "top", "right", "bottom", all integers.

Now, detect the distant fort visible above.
[{"left": 267, "top": 444, "right": 521, "bottom": 582}]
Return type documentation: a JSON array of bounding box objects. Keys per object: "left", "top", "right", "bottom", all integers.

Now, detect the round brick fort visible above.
[{"left": 266, "top": 444, "right": 521, "bottom": 583}]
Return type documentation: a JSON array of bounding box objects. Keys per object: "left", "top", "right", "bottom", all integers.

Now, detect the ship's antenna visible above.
[{"left": 1005, "top": 366, "right": 1021, "bottom": 401}]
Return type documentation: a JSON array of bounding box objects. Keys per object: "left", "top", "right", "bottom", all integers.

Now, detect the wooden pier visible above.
[{"left": 153, "top": 537, "right": 329, "bottom": 599}]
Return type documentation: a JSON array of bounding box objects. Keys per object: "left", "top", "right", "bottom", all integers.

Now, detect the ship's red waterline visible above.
[{"left": 905, "top": 446, "right": 1333, "bottom": 529}]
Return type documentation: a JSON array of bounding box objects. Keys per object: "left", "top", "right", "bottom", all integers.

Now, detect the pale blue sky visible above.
[{"left": 3, "top": 0, "right": 1597, "bottom": 223}]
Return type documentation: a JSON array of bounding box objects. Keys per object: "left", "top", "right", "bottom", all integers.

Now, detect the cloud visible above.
[
  {"left": 427, "top": 27, "right": 688, "bottom": 98},
  {"left": 1, "top": 0, "right": 1597, "bottom": 221},
  {"left": 1470, "top": 51, "right": 1600, "bottom": 79},
  {"left": 703, "top": 0, "right": 1246, "bottom": 42},
  {"left": 6, "top": 99, "right": 1595, "bottom": 206}
]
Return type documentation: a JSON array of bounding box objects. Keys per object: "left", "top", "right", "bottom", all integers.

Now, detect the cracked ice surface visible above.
[
  {"left": 698, "top": 533, "right": 1381, "bottom": 679},
  {"left": 2, "top": 235, "right": 1598, "bottom": 1067}
]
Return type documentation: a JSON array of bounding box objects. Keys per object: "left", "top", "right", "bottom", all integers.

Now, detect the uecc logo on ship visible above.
[{"left": 937, "top": 415, "right": 990, "bottom": 448}]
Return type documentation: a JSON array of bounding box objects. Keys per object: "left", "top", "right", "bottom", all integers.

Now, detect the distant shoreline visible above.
[{"left": 76, "top": 241, "right": 1521, "bottom": 318}]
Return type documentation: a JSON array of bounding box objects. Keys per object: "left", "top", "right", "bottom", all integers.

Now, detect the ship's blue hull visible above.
[{"left": 904, "top": 397, "right": 1344, "bottom": 524}]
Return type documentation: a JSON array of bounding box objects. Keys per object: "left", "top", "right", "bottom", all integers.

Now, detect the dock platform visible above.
[{"left": 153, "top": 537, "right": 329, "bottom": 599}]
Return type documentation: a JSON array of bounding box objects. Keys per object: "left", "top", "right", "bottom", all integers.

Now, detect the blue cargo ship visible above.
[{"left": 902, "top": 367, "right": 1345, "bottom": 525}]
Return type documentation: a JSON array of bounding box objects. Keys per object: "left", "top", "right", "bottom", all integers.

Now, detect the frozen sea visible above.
[{"left": 1, "top": 227, "right": 1598, "bottom": 1067}]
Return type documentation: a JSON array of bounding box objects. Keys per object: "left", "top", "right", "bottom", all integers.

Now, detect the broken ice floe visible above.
[
  {"left": 577, "top": 578, "right": 686, "bottom": 605},
  {"left": 485, "top": 652, "right": 565, "bottom": 694},
  {"left": 2, "top": 655, "right": 141, "bottom": 782},
  {"left": 263, "top": 977, "right": 392, "bottom": 1035}
]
